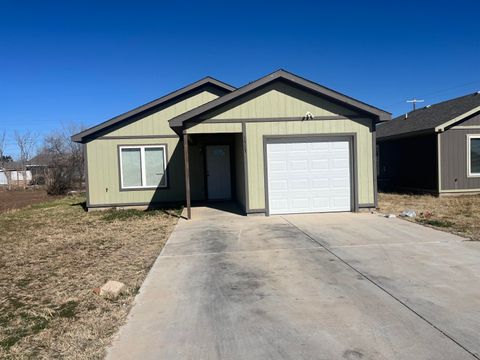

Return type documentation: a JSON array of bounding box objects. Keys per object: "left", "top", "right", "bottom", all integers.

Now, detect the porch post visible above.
[{"left": 183, "top": 131, "right": 192, "bottom": 220}]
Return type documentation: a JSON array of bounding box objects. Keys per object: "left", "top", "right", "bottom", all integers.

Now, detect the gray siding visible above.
[
  {"left": 378, "top": 134, "right": 437, "bottom": 192},
  {"left": 440, "top": 128, "right": 480, "bottom": 191},
  {"left": 455, "top": 112, "right": 480, "bottom": 127}
]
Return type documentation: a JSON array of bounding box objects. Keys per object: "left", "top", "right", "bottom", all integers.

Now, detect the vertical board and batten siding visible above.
[
  {"left": 440, "top": 128, "right": 480, "bottom": 191},
  {"left": 86, "top": 138, "right": 206, "bottom": 206},
  {"left": 234, "top": 134, "right": 246, "bottom": 210},
  {"left": 186, "top": 123, "right": 242, "bottom": 134},
  {"left": 245, "top": 119, "right": 374, "bottom": 209},
  {"left": 106, "top": 91, "right": 219, "bottom": 137},
  {"left": 189, "top": 84, "right": 376, "bottom": 210},
  {"left": 454, "top": 113, "right": 480, "bottom": 127},
  {"left": 86, "top": 90, "right": 221, "bottom": 207},
  {"left": 210, "top": 82, "right": 359, "bottom": 119}
]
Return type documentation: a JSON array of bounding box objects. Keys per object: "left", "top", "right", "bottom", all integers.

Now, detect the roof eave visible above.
[
  {"left": 377, "top": 128, "right": 437, "bottom": 141},
  {"left": 71, "top": 77, "right": 235, "bottom": 143},
  {"left": 434, "top": 105, "right": 480, "bottom": 132},
  {"left": 168, "top": 69, "right": 391, "bottom": 129}
]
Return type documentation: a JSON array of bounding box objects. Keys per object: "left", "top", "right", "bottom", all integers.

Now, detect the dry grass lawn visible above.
[
  {"left": 0, "top": 189, "right": 61, "bottom": 214},
  {"left": 0, "top": 196, "right": 180, "bottom": 359},
  {"left": 378, "top": 192, "right": 480, "bottom": 241}
]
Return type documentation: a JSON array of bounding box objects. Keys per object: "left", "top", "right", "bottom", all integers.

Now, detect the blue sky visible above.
[{"left": 1, "top": 0, "right": 479, "bottom": 157}]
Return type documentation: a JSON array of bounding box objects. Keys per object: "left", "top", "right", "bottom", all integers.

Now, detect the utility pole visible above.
[{"left": 406, "top": 98, "right": 424, "bottom": 111}]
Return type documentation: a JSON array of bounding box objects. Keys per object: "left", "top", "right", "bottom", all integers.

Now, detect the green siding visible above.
[
  {"left": 245, "top": 119, "right": 374, "bottom": 210},
  {"left": 107, "top": 91, "right": 219, "bottom": 137},
  {"left": 186, "top": 122, "right": 242, "bottom": 134},
  {"left": 211, "top": 82, "right": 359, "bottom": 120},
  {"left": 86, "top": 90, "right": 219, "bottom": 207},
  {"left": 234, "top": 134, "right": 246, "bottom": 209},
  {"left": 86, "top": 138, "right": 206, "bottom": 206},
  {"left": 86, "top": 81, "right": 375, "bottom": 211}
]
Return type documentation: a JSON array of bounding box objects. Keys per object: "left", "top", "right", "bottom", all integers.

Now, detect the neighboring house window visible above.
[
  {"left": 119, "top": 145, "right": 167, "bottom": 189},
  {"left": 468, "top": 135, "right": 480, "bottom": 177}
]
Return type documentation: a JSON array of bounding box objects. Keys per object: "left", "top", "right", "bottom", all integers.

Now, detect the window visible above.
[
  {"left": 468, "top": 135, "right": 480, "bottom": 177},
  {"left": 119, "top": 145, "right": 167, "bottom": 189}
]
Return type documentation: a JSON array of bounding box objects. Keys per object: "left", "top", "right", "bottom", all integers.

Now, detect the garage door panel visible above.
[
  {"left": 311, "top": 178, "right": 329, "bottom": 189},
  {"left": 311, "top": 159, "right": 329, "bottom": 170},
  {"left": 270, "top": 180, "right": 288, "bottom": 191},
  {"left": 288, "top": 143, "right": 308, "bottom": 151},
  {"left": 332, "top": 159, "right": 349, "bottom": 168},
  {"left": 290, "top": 160, "right": 308, "bottom": 171},
  {"left": 267, "top": 140, "right": 351, "bottom": 215},
  {"left": 290, "top": 179, "right": 309, "bottom": 190}
]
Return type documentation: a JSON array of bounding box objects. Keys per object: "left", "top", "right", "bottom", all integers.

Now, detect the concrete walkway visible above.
[{"left": 106, "top": 206, "right": 480, "bottom": 360}]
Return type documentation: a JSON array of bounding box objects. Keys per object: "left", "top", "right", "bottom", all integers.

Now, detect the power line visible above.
[{"left": 385, "top": 79, "right": 480, "bottom": 108}]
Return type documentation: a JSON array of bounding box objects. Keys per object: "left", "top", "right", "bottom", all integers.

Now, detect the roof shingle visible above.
[{"left": 377, "top": 92, "right": 480, "bottom": 139}]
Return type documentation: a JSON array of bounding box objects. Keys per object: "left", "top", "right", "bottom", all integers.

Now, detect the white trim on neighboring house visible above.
[
  {"left": 435, "top": 106, "right": 480, "bottom": 132},
  {"left": 119, "top": 145, "right": 168, "bottom": 189},
  {"left": 466, "top": 134, "right": 480, "bottom": 177},
  {"left": 451, "top": 125, "right": 480, "bottom": 130},
  {"left": 437, "top": 133, "right": 442, "bottom": 192}
]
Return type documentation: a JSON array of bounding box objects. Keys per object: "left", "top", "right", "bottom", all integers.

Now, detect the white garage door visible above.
[{"left": 266, "top": 140, "right": 351, "bottom": 215}]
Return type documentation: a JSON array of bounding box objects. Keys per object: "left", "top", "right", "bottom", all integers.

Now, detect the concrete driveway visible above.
[{"left": 107, "top": 206, "right": 480, "bottom": 360}]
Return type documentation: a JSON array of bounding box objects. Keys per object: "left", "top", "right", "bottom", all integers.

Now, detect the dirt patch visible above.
[
  {"left": 0, "top": 196, "right": 180, "bottom": 359},
  {"left": 0, "top": 189, "right": 61, "bottom": 213},
  {"left": 378, "top": 193, "right": 480, "bottom": 241}
]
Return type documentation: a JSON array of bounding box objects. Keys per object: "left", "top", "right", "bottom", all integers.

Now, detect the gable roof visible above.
[
  {"left": 72, "top": 77, "right": 235, "bottom": 143},
  {"left": 377, "top": 92, "right": 480, "bottom": 140},
  {"left": 168, "top": 69, "right": 391, "bottom": 131}
]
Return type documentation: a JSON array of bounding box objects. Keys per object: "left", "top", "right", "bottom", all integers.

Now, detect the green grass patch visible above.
[
  {"left": 102, "top": 207, "right": 182, "bottom": 222},
  {"left": 1, "top": 313, "right": 51, "bottom": 350},
  {"left": 417, "top": 218, "right": 455, "bottom": 228},
  {"left": 57, "top": 300, "right": 78, "bottom": 318}
]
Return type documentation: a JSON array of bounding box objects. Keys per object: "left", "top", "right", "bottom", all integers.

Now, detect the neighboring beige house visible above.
[{"left": 72, "top": 70, "right": 391, "bottom": 218}]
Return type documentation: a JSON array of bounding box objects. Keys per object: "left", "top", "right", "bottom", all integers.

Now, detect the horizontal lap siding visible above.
[
  {"left": 441, "top": 129, "right": 480, "bottom": 191},
  {"left": 245, "top": 119, "right": 374, "bottom": 210}
]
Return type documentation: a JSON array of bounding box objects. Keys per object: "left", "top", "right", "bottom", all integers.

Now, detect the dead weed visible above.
[
  {"left": 378, "top": 193, "right": 480, "bottom": 241},
  {"left": 0, "top": 196, "right": 179, "bottom": 359}
]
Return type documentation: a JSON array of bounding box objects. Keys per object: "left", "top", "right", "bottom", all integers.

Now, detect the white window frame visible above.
[
  {"left": 467, "top": 134, "right": 480, "bottom": 177},
  {"left": 119, "top": 145, "right": 167, "bottom": 189}
]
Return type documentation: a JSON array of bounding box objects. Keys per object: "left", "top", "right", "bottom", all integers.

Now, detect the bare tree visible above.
[
  {"left": 14, "top": 130, "right": 38, "bottom": 189},
  {"left": 0, "top": 130, "right": 10, "bottom": 188},
  {"left": 42, "top": 122, "right": 85, "bottom": 194}
]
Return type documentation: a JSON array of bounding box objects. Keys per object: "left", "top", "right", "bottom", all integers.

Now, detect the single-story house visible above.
[
  {"left": 377, "top": 91, "right": 480, "bottom": 195},
  {"left": 72, "top": 70, "right": 391, "bottom": 217}
]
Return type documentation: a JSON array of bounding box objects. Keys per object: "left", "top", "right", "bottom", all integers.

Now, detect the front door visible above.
[{"left": 206, "top": 145, "right": 231, "bottom": 200}]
